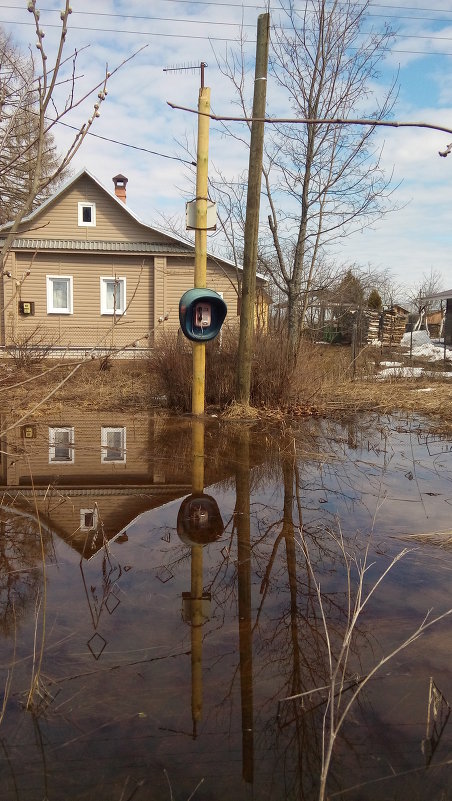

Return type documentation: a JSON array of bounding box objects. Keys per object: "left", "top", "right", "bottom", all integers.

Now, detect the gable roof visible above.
[
  {"left": 0, "top": 168, "right": 191, "bottom": 245},
  {"left": 0, "top": 168, "right": 265, "bottom": 279}
]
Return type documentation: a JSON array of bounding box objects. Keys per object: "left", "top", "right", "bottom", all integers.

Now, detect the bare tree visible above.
[
  {"left": 0, "top": 28, "right": 70, "bottom": 225},
  {"left": 408, "top": 268, "right": 444, "bottom": 316},
  {"left": 213, "top": 0, "right": 397, "bottom": 362},
  {"left": 0, "top": 0, "right": 142, "bottom": 267}
]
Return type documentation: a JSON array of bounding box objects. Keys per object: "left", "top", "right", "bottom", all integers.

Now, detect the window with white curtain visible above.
[
  {"left": 100, "top": 277, "right": 126, "bottom": 315},
  {"left": 101, "top": 427, "right": 126, "bottom": 463},
  {"left": 46, "top": 276, "right": 73, "bottom": 314}
]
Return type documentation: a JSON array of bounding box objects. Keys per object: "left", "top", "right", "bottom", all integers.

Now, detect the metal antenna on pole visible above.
[{"left": 163, "top": 62, "right": 208, "bottom": 89}]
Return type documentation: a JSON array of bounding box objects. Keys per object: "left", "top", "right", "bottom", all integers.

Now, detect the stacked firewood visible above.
[{"left": 377, "top": 309, "right": 407, "bottom": 346}]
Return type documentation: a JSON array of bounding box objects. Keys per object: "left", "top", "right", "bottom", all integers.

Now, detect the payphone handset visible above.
[
  {"left": 194, "top": 302, "right": 211, "bottom": 329},
  {"left": 179, "top": 288, "right": 227, "bottom": 342}
]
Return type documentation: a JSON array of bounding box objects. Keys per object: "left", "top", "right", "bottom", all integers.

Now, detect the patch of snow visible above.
[
  {"left": 380, "top": 361, "right": 402, "bottom": 367},
  {"left": 378, "top": 366, "right": 424, "bottom": 379},
  {"left": 377, "top": 366, "right": 452, "bottom": 380},
  {"left": 400, "top": 330, "right": 431, "bottom": 347},
  {"left": 399, "top": 331, "right": 452, "bottom": 362},
  {"left": 413, "top": 344, "right": 452, "bottom": 361}
]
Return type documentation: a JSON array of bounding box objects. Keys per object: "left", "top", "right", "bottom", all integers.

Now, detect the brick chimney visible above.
[{"left": 113, "top": 173, "right": 128, "bottom": 204}]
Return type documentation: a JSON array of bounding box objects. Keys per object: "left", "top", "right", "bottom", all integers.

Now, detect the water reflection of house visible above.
[
  {"left": 0, "top": 413, "right": 256, "bottom": 559},
  {"left": 0, "top": 411, "right": 192, "bottom": 558}
]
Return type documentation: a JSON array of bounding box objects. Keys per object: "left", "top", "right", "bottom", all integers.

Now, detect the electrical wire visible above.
[
  {"left": 54, "top": 119, "right": 196, "bottom": 166},
  {"left": 2, "top": 16, "right": 452, "bottom": 53},
  {"left": 1, "top": 1, "right": 452, "bottom": 16},
  {"left": 1, "top": 2, "right": 452, "bottom": 34},
  {"left": 1, "top": 3, "right": 452, "bottom": 63}
]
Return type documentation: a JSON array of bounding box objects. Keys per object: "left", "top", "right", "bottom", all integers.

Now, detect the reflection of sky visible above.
[{"left": 1, "top": 413, "right": 452, "bottom": 799}]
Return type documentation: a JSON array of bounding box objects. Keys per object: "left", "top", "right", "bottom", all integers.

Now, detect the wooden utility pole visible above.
[
  {"left": 236, "top": 13, "right": 270, "bottom": 405},
  {"left": 192, "top": 66, "right": 210, "bottom": 416}
]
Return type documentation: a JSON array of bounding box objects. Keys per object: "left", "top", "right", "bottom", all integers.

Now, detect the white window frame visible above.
[
  {"left": 80, "top": 508, "right": 98, "bottom": 531},
  {"left": 101, "top": 426, "right": 126, "bottom": 463},
  {"left": 78, "top": 201, "right": 96, "bottom": 227},
  {"left": 100, "top": 276, "right": 126, "bottom": 316},
  {"left": 46, "top": 275, "right": 73, "bottom": 315},
  {"left": 49, "top": 426, "right": 74, "bottom": 464}
]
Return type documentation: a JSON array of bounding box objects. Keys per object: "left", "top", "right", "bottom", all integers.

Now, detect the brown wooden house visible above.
[{"left": 0, "top": 170, "right": 268, "bottom": 356}]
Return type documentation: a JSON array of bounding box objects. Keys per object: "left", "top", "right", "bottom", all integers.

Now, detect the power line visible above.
[
  {"left": 3, "top": 15, "right": 452, "bottom": 49},
  {"left": 1, "top": 0, "right": 452, "bottom": 17},
  {"left": 1, "top": 1, "right": 452, "bottom": 31},
  {"left": 0, "top": 19, "right": 236, "bottom": 42},
  {"left": 54, "top": 119, "right": 196, "bottom": 166},
  {"left": 1, "top": 3, "right": 452, "bottom": 62},
  {"left": 1, "top": 4, "right": 452, "bottom": 29}
]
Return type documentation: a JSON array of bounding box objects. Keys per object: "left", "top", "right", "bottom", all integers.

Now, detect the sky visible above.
[{"left": 2, "top": 0, "right": 452, "bottom": 301}]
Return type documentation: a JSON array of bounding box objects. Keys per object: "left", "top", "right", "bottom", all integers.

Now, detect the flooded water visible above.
[{"left": 1, "top": 410, "right": 452, "bottom": 800}]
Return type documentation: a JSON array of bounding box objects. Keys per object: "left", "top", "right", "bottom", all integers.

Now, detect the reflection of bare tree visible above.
[
  {"left": 247, "top": 445, "right": 367, "bottom": 799},
  {"left": 255, "top": 456, "right": 327, "bottom": 799},
  {"left": 0, "top": 513, "right": 48, "bottom": 636},
  {"left": 79, "top": 544, "right": 123, "bottom": 660}
]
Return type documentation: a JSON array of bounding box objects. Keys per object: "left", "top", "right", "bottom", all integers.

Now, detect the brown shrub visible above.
[
  {"left": 148, "top": 329, "right": 337, "bottom": 411},
  {"left": 147, "top": 331, "right": 192, "bottom": 411}
]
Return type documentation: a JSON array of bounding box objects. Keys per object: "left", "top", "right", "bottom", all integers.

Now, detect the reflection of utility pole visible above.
[
  {"left": 235, "top": 429, "right": 254, "bottom": 784},
  {"left": 193, "top": 68, "right": 210, "bottom": 415},
  {"left": 178, "top": 420, "right": 223, "bottom": 738},
  {"left": 190, "top": 419, "right": 205, "bottom": 733}
]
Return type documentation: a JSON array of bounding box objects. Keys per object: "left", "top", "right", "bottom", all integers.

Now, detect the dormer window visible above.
[{"left": 78, "top": 202, "right": 96, "bottom": 226}]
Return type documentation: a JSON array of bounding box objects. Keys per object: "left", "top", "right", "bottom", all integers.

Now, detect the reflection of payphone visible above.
[
  {"left": 194, "top": 303, "right": 211, "bottom": 330},
  {"left": 179, "top": 288, "right": 227, "bottom": 342},
  {"left": 177, "top": 492, "right": 224, "bottom": 546}
]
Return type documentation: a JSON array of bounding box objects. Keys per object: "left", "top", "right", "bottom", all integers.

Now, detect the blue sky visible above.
[{"left": 3, "top": 0, "right": 452, "bottom": 299}]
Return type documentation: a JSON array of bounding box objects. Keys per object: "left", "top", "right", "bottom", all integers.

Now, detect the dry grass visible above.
[
  {"left": 398, "top": 531, "right": 452, "bottom": 549},
  {"left": 222, "top": 400, "right": 261, "bottom": 420},
  {"left": 0, "top": 358, "right": 155, "bottom": 419},
  {"left": 318, "top": 377, "right": 452, "bottom": 426},
  {"left": 0, "top": 342, "right": 451, "bottom": 430}
]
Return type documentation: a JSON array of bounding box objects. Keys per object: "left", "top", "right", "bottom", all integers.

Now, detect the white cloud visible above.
[{"left": 2, "top": 0, "right": 452, "bottom": 294}]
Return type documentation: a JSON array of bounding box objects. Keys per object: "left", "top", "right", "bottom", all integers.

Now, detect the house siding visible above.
[{"left": 5, "top": 252, "right": 154, "bottom": 349}]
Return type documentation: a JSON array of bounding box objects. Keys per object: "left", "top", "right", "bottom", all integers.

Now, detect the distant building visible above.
[{"left": 422, "top": 289, "right": 452, "bottom": 345}]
